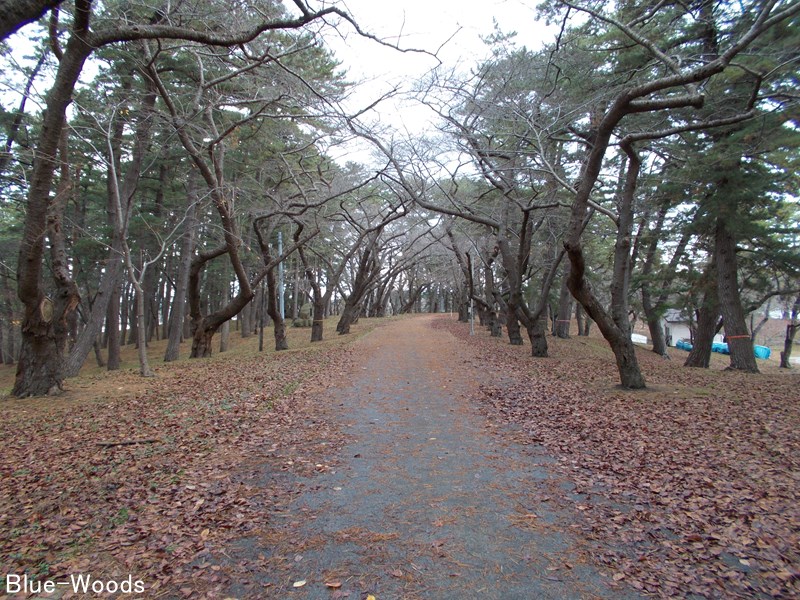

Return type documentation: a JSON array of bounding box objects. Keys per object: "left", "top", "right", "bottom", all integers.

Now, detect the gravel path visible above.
[{"left": 224, "top": 316, "right": 635, "bottom": 599}]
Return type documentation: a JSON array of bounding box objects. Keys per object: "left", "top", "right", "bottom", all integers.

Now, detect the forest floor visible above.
[{"left": 0, "top": 315, "right": 798, "bottom": 599}]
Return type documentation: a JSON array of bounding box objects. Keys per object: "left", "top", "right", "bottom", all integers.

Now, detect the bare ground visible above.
[{"left": 217, "top": 314, "right": 630, "bottom": 600}]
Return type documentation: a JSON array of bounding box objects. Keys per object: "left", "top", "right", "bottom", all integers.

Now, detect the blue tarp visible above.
[
  {"left": 712, "top": 342, "right": 729, "bottom": 354},
  {"left": 754, "top": 345, "right": 771, "bottom": 360},
  {"left": 674, "top": 339, "right": 771, "bottom": 360}
]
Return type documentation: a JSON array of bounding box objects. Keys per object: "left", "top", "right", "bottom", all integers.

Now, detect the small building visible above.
[{"left": 661, "top": 309, "right": 724, "bottom": 347}]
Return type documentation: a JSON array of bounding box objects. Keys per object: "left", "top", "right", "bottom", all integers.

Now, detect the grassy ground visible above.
[{"left": 0, "top": 318, "right": 376, "bottom": 400}]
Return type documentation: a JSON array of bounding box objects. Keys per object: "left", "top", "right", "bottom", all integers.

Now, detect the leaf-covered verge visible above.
[
  {"left": 433, "top": 318, "right": 799, "bottom": 599},
  {"left": 0, "top": 319, "right": 385, "bottom": 598}
]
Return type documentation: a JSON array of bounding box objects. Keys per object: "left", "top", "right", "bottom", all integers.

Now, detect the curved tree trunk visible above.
[
  {"left": 338, "top": 233, "right": 382, "bottom": 333},
  {"left": 15, "top": 123, "right": 81, "bottom": 395},
  {"left": 565, "top": 146, "right": 646, "bottom": 389},
  {"left": 13, "top": 20, "right": 92, "bottom": 397},
  {"left": 336, "top": 301, "right": 360, "bottom": 335}
]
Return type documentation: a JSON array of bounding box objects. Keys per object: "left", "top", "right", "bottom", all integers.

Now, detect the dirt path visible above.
[{"left": 223, "top": 316, "right": 633, "bottom": 599}]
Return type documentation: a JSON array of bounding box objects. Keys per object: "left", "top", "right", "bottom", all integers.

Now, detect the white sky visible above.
[
  {"left": 329, "top": 0, "right": 551, "bottom": 80},
  {"left": 320, "top": 0, "right": 557, "bottom": 164}
]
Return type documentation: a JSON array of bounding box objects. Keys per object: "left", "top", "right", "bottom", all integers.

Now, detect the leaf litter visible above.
[
  {"left": 434, "top": 317, "right": 799, "bottom": 598},
  {"left": 0, "top": 329, "right": 366, "bottom": 598},
  {"left": 2, "top": 315, "right": 797, "bottom": 599}
]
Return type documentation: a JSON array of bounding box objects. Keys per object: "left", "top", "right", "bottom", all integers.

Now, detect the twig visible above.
[{"left": 97, "top": 438, "right": 161, "bottom": 448}]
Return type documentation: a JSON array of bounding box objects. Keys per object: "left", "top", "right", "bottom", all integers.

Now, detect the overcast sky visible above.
[
  {"left": 330, "top": 0, "right": 551, "bottom": 79},
  {"left": 320, "top": 0, "right": 556, "bottom": 163}
]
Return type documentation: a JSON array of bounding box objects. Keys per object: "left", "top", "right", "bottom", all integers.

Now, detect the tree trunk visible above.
[
  {"left": 309, "top": 297, "right": 324, "bottom": 342},
  {"left": 292, "top": 267, "right": 301, "bottom": 321},
  {"left": 164, "top": 175, "right": 198, "bottom": 362},
  {"left": 642, "top": 286, "right": 668, "bottom": 356},
  {"left": 505, "top": 302, "right": 524, "bottom": 345},
  {"left": 337, "top": 234, "right": 382, "bottom": 332},
  {"left": 132, "top": 283, "right": 153, "bottom": 377},
  {"left": 564, "top": 148, "right": 646, "bottom": 389},
  {"left": 192, "top": 327, "right": 215, "bottom": 358},
  {"left": 555, "top": 265, "right": 572, "bottom": 339},
  {"left": 129, "top": 284, "right": 139, "bottom": 347},
  {"left": 160, "top": 262, "right": 170, "bottom": 341},
  {"left": 143, "top": 261, "right": 158, "bottom": 343},
  {"left": 14, "top": 121, "right": 81, "bottom": 396},
  {"left": 336, "top": 301, "right": 359, "bottom": 335},
  {"left": 685, "top": 267, "right": 719, "bottom": 368},
  {"left": 219, "top": 318, "right": 230, "bottom": 352},
  {"left": 565, "top": 148, "right": 646, "bottom": 389},
  {"left": 92, "top": 337, "right": 105, "bottom": 367},
  {"left": 527, "top": 317, "right": 548, "bottom": 357},
  {"left": 779, "top": 323, "right": 798, "bottom": 368},
  {"left": 779, "top": 294, "right": 799, "bottom": 368},
  {"left": 266, "top": 264, "right": 288, "bottom": 350},
  {"left": 240, "top": 300, "right": 253, "bottom": 339},
  {"left": 457, "top": 286, "right": 469, "bottom": 322},
  {"left": 106, "top": 281, "right": 122, "bottom": 370},
  {"left": 1, "top": 265, "right": 15, "bottom": 364},
  {"left": 715, "top": 217, "right": 758, "bottom": 372}
]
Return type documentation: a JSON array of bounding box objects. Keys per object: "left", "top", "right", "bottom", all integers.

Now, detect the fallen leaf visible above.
[
  {"left": 292, "top": 580, "right": 306, "bottom": 588},
  {"left": 324, "top": 581, "right": 342, "bottom": 589}
]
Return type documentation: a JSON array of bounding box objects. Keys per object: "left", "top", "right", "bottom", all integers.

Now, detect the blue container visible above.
[
  {"left": 754, "top": 345, "right": 771, "bottom": 360},
  {"left": 712, "top": 342, "right": 730, "bottom": 354},
  {"left": 676, "top": 340, "right": 693, "bottom": 351}
]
